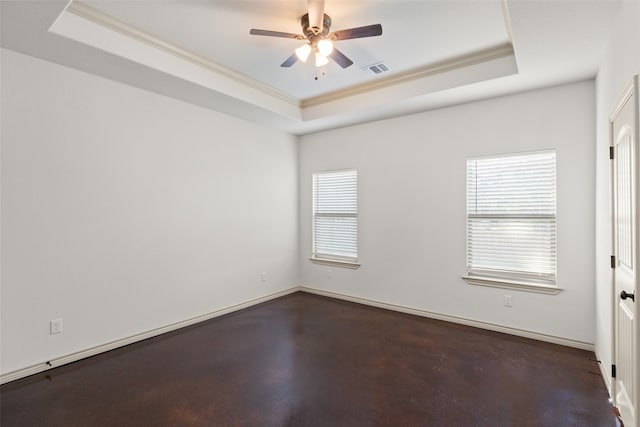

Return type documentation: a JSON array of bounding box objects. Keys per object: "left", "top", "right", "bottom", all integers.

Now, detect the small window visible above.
[
  {"left": 312, "top": 169, "right": 358, "bottom": 264},
  {"left": 466, "top": 151, "right": 556, "bottom": 286}
]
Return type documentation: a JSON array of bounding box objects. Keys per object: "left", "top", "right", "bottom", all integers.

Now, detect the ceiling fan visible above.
[{"left": 249, "top": 0, "right": 382, "bottom": 69}]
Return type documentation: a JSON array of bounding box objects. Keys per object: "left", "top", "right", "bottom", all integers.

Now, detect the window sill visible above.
[
  {"left": 310, "top": 258, "right": 361, "bottom": 269},
  {"left": 462, "top": 275, "right": 562, "bottom": 295}
]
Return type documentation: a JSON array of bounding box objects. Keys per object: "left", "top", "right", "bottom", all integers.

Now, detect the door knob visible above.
[{"left": 620, "top": 290, "right": 635, "bottom": 302}]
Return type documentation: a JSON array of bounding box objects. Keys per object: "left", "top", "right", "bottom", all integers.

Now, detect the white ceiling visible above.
[
  {"left": 0, "top": 0, "right": 623, "bottom": 135},
  {"left": 83, "top": 0, "right": 511, "bottom": 100}
]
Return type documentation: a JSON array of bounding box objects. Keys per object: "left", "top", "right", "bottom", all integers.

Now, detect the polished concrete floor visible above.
[{"left": 1, "top": 292, "right": 616, "bottom": 426}]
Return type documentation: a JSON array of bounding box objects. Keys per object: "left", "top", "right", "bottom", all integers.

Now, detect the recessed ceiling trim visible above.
[
  {"left": 65, "top": 1, "right": 300, "bottom": 108},
  {"left": 301, "top": 50, "right": 518, "bottom": 123},
  {"left": 52, "top": 1, "right": 520, "bottom": 124},
  {"left": 500, "top": 0, "right": 516, "bottom": 46},
  {"left": 301, "top": 42, "right": 517, "bottom": 108}
]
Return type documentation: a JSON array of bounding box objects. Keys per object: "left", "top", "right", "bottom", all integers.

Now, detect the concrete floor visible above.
[{"left": 0, "top": 292, "right": 617, "bottom": 426}]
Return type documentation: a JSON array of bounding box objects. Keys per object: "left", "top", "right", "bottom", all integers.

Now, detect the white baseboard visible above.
[
  {"left": 299, "top": 286, "right": 595, "bottom": 352},
  {"left": 594, "top": 349, "right": 612, "bottom": 397},
  {"left": 0, "top": 287, "right": 299, "bottom": 385},
  {"left": 2, "top": 284, "right": 596, "bottom": 385}
]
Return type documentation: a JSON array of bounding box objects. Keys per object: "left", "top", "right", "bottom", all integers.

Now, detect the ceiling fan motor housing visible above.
[{"left": 301, "top": 13, "right": 332, "bottom": 45}]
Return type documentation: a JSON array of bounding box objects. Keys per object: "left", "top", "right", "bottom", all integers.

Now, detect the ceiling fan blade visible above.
[
  {"left": 250, "top": 29, "right": 302, "bottom": 39},
  {"left": 332, "top": 24, "right": 383, "bottom": 40},
  {"left": 307, "top": 0, "right": 326, "bottom": 32},
  {"left": 329, "top": 47, "right": 354, "bottom": 69},
  {"left": 280, "top": 53, "right": 298, "bottom": 68}
]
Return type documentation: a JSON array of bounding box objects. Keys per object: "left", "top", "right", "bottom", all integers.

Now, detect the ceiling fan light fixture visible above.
[
  {"left": 315, "top": 52, "right": 329, "bottom": 67},
  {"left": 295, "top": 43, "right": 312, "bottom": 62},
  {"left": 317, "top": 39, "right": 333, "bottom": 56},
  {"left": 249, "top": 1, "right": 383, "bottom": 70}
]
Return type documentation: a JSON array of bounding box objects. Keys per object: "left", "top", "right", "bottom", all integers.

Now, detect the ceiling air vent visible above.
[{"left": 361, "top": 62, "right": 390, "bottom": 76}]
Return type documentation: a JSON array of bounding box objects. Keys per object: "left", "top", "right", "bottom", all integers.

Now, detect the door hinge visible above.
[
  {"left": 610, "top": 146, "right": 615, "bottom": 160},
  {"left": 611, "top": 255, "right": 616, "bottom": 268},
  {"left": 612, "top": 364, "right": 617, "bottom": 378}
]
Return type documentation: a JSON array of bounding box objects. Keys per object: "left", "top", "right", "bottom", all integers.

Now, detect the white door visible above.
[{"left": 612, "top": 75, "right": 639, "bottom": 427}]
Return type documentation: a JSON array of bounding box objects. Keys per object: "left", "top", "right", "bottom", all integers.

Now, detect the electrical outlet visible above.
[
  {"left": 503, "top": 295, "right": 513, "bottom": 307},
  {"left": 50, "top": 318, "right": 62, "bottom": 334},
  {"left": 327, "top": 269, "right": 332, "bottom": 279},
  {"left": 261, "top": 272, "right": 267, "bottom": 282}
]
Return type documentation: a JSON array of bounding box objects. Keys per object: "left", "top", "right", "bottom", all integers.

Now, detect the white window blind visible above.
[
  {"left": 313, "top": 170, "right": 358, "bottom": 262},
  {"left": 466, "top": 151, "right": 556, "bottom": 284}
]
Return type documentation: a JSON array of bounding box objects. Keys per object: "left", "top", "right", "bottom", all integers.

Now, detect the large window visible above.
[
  {"left": 466, "top": 151, "right": 556, "bottom": 286},
  {"left": 312, "top": 169, "right": 358, "bottom": 264}
]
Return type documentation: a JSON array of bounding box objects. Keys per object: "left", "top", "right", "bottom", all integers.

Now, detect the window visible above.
[
  {"left": 312, "top": 169, "right": 358, "bottom": 266},
  {"left": 465, "top": 151, "right": 556, "bottom": 289}
]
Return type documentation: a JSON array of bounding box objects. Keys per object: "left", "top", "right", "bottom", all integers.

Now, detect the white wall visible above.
[
  {"left": 299, "top": 81, "right": 596, "bottom": 344},
  {"left": 0, "top": 49, "right": 298, "bottom": 375},
  {"left": 595, "top": 0, "right": 640, "bottom": 392},
  {"left": 0, "top": 44, "right": 605, "bottom": 379}
]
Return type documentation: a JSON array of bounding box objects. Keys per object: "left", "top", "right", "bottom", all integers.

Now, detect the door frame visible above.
[{"left": 610, "top": 74, "right": 639, "bottom": 425}]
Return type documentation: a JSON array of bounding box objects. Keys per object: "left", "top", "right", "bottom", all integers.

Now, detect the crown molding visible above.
[
  {"left": 54, "top": 0, "right": 520, "bottom": 129},
  {"left": 65, "top": 1, "right": 301, "bottom": 108},
  {"left": 300, "top": 42, "right": 516, "bottom": 108},
  {"left": 63, "top": 1, "right": 517, "bottom": 116}
]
